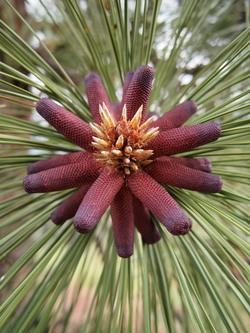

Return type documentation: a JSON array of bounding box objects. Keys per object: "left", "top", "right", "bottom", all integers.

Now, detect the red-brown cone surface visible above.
[
  {"left": 166, "top": 156, "right": 212, "bottom": 173},
  {"left": 27, "top": 151, "right": 90, "bottom": 174},
  {"left": 36, "top": 98, "right": 94, "bottom": 151},
  {"left": 51, "top": 184, "right": 92, "bottom": 225},
  {"left": 111, "top": 186, "right": 134, "bottom": 258},
  {"left": 128, "top": 171, "right": 192, "bottom": 235},
  {"left": 132, "top": 195, "right": 161, "bottom": 244},
  {"left": 24, "top": 158, "right": 99, "bottom": 193},
  {"left": 23, "top": 65, "right": 222, "bottom": 257},
  {"left": 150, "top": 100, "right": 197, "bottom": 131},
  {"left": 145, "top": 157, "right": 222, "bottom": 193},
  {"left": 73, "top": 170, "right": 124, "bottom": 234},
  {"left": 149, "top": 122, "right": 221, "bottom": 158},
  {"left": 111, "top": 71, "right": 135, "bottom": 121},
  {"left": 125, "top": 65, "right": 154, "bottom": 121},
  {"left": 121, "top": 71, "right": 135, "bottom": 106},
  {"left": 84, "top": 73, "right": 113, "bottom": 124}
]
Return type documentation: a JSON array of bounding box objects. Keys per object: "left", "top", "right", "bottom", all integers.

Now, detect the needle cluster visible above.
[{"left": 23, "top": 66, "right": 222, "bottom": 257}]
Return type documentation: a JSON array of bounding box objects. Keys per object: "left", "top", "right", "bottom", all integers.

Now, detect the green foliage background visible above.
[{"left": 0, "top": 0, "right": 249, "bottom": 332}]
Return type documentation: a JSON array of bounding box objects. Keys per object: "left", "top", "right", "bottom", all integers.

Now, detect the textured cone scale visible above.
[
  {"left": 36, "top": 98, "right": 94, "bottom": 151},
  {"left": 166, "top": 156, "right": 212, "bottom": 173},
  {"left": 121, "top": 71, "right": 135, "bottom": 106},
  {"left": 125, "top": 65, "right": 154, "bottom": 121},
  {"left": 111, "top": 186, "right": 134, "bottom": 258},
  {"left": 132, "top": 195, "right": 161, "bottom": 244},
  {"left": 149, "top": 122, "right": 221, "bottom": 158},
  {"left": 23, "top": 66, "right": 222, "bottom": 257},
  {"left": 150, "top": 100, "right": 197, "bottom": 131},
  {"left": 84, "top": 73, "right": 113, "bottom": 124},
  {"left": 24, "top": 158, "right": 100, "bottom": 193},
  {"left": 145, "top": 157, "right": 222, "bottom": 193},
  {"left": 73, "top": 170, "right": 124, "bottom": 233},
  {"left": 111, "top": 71, "right": 135, "bottom": 121},
  {"left": 51, "top": 184, "right": 92, "bottom": 225},
  {"left": 128, "top": 171, "right": 192, "bottom": 235},
  {"left": 27, "top": 151, "right": 90, "bottom": 175}
]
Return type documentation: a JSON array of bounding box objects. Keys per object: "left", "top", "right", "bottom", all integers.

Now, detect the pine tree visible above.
[{"left": 0, "top": 1, "right": 249, "bottom": 332}]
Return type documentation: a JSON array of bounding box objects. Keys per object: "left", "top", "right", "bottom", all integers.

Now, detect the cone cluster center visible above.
[{"left": 91, "top": 104, "right": 159, "bottom": 176}]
